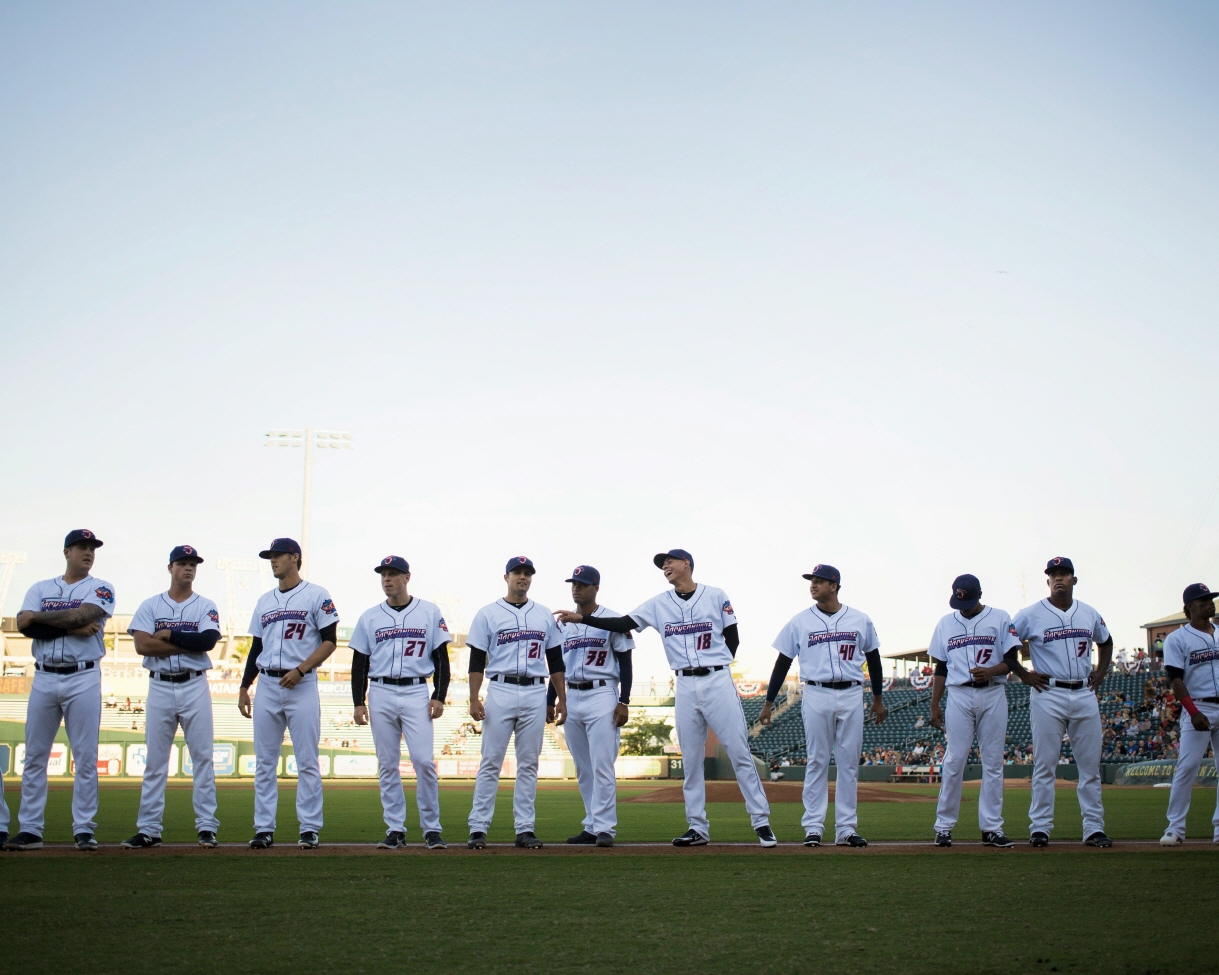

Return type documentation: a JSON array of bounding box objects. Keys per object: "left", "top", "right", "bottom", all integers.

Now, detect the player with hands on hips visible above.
[
  {"left": 549, "top": 565, "right": 634, "bottom": 848},
  {"left": 1009, "top": 557, "right": 1114, "bottom": 848},
  {"left": 349, "top": 556, "right": 450, "bottom": 850},
  {"left": 762, "top": 564, "right": 884, "bottom": 848},
  {"left": 1159, "top": 583, "right": 1219, "bottom": 846},
  {"left": 558, "top": 549, "right": 774, "bottom": 847},
  {"left": 122, "top": 546, "right": 222, "bottom": 850},
  {"left": 466, "top": 557, "right": 566, "bottom": 850},
  {"left": 927, "top": 575, "right": 1020, "bottom": 848},
  {"left": 238, "top": 538, "right": 339, "bottom": 850},
  {"left": 7, "top": 530, "right": 114, "bottom": 852}
]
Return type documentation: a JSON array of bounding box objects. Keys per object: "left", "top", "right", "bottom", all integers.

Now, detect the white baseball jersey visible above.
[
  {"left": 248, "top": 581, "right": 340, "bottom": 671},
  {"left": 1012, "top": 599, "right": 1110, "bottom": 682},
  {"left": 560, "top": 606, "right": 635, "bottom": 682},
  {"left": 128, "top": 591, "right": 221, "bottom": 674},
  {"left": 1162, "top": 624, "right": 1219, "bottom": 699},
  {"left": 928, "top": 607, "right": 1021, "bottom": 685},
  {"left": 630, "top": 585, "right": 736, "bottom": 671},
  {"left": 20, "top": 575, "right": 116, "bottom": 665},
  {"left": 348, "top": 597, "right": 450, "bottom": 679},
  {"left": 467, "top": 598, "right": 562, "bottom": 678},
  {"left": 771, "top": 604, "right": 879, "bottom": 683}
]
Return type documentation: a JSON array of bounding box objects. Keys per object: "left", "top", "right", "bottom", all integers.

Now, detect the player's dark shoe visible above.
[
  {"left": 467, "top": 831, "right": 487, "bottom": 849},
  {"left": 803, "top": 833, "right": 822, "bottom": 847},
  {"left": 935, "top": 831, "right": 952, "bottom": 847},
  {"left": 74, "top": 833, "right": 98, "bottom": 851},
  {"left": 377, "top": 831, "right": 406, "bottom": 850},
  {"left": 567, "top": 830, "right": 598, "bottom": 845},
  {"left": 836, "top": 834, "right": 868, "bottom": 848},
  {"left": 298, "top": 831, "right": 320, "bottom": 849},
  {"left": 1029, "top": 832, "right": 1049, "bottom": 848},
  {"left": 121, "top": 832, "right": 162, "bottom": 849},
  {"left": 197, "top": 831, "right": 218, "bottom": 848},
  {"left": 1083, "top": 831, "right": 1112, "bottom": 848},
  {"left": 0, "top": 832, "right": 7, "bottom": 850},
  {"left": 672, "top": 829, "right": 709, "bottom": 847},
  {"left": 515, "top": 831, "right": 543, "bottom": 849},
  {"left": 595, "top": 832, "right": 615, "bottom": 848},
  {"left": 425, "top": 831, "right": 447, "bottom": 850},
  {"left": 5, "top": 832, "right": 43, "bottom": 851},
  {"left": 982, "top": 831, "right": 1014, "bottom": 848},
  {"left": 248, "top": 832, "right": 274, "bottom": 849},
  {"left": 756, "top": 825, "right": 778, "bottom": 848}
]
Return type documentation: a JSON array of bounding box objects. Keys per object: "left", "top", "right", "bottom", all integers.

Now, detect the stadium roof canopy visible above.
[
  {"left": 1141, "top": 611, "right": 1188, "bottom": 629},
  {"left": 883, "top": 647, "right": 931, "bottom": 662}
]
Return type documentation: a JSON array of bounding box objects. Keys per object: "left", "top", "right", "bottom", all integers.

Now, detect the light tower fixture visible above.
[{"left": 263, "top": 428, "right": 353, "bottom": 578}]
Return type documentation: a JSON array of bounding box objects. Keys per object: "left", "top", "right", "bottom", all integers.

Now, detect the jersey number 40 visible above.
[{"left": 838, "top": 644, "right": 856, "bottom": 660}]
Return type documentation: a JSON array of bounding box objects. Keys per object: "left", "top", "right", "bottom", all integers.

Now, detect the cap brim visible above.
[
  {"left": 258, "top": 550, "right": 278, "bottom": 559},
  {"left": 173, "top": 557, "right": 203, "bottom": 564},
  {"left": 949, "top": 596, "right": 981, "bottom": 611},
  {"left": 802, "top": 573, "right": 836, "bottom": 583},
  {"left": 375, "top": 565, "right": 408, "bottom": 574},
  {"left": 565, "top": 577, "right": 597, "bottom": 585}
]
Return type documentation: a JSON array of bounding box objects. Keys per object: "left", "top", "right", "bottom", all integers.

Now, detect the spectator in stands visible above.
[{"left": 913, "top": 714, "right": 925, "bottom": 729}]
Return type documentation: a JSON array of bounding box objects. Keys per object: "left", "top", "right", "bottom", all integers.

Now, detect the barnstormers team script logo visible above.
[
  {"left": 320, "top": 599, "right": 337, "bottom": 616},
  {"left": 94, "top": 586, "right": 114, "bottom": 602},
  {"left": 207, "top": 610, "right": 220, "bottom": 624}
]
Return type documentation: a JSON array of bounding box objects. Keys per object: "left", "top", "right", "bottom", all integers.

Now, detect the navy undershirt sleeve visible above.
[
  {"left": 21, "top": 622, "right": 68, "bottom": 640},
  {"left": 724, "top": 624, "right": 739, "bottom": 658},
  {"left": 577, "top": 615, "right": 636, "bottom": 634},
  {"left": 352, "top": 650, "right": 370, "bottom": 706},
  {"left": 864, "top": 649, "right": 884, "bottom": 696},
  {"left": 241, "top": 637, "right": 263, "bottom": 688},
  {"left": 431, "top": 643, "right": 451, "bottom": 700},
  {"left": 615, "top": 650, "right": 633, "bottom": 704},
  {"left": 934, "top": 660, "right": 948, "bottom": 678},
  {"left": 468, "top": 647, "right": 487, "bottom": 674},
  {"left": 1165, "top": 665, "right": 1184, "bottom": 681},
  {"left": 766, "top": 654, "right": 794, "bottom": 702},
  {"left": 545, "top": 646, "right": 565, "bottom": 674},
  {"left": 169, "top": 630, "right": 220, "bottom": 652}
]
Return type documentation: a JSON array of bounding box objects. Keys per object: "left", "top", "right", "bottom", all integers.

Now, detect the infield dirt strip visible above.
[{"left": 627, "top": 782, "right": 935, "bottom": 803}]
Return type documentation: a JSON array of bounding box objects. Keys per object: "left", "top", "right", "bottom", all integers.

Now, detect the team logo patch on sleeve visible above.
[
  {"left": 1009, "top": 625, "right": 1019, "bottom": 637},
  {"left": 438, "top": 617, "right": 449, "bottom": 632},
  {"left": 320, "top": 599, "right": 337, "bottom": 616},
  {"left": 207, "top": 609, "right": 220, "bottom": 624},
  {"left": 722, "top": 600, "right": 734, "bottom": 615},
  {"left": 94, "top": 586, "right": 114, "bottom": 602}
]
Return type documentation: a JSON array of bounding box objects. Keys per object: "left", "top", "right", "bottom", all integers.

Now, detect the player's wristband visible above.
[{"left": 1181, "top": 695, "right": 1200, "bottom": 717}]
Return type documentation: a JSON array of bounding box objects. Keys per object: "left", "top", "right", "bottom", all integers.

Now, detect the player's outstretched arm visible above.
[{"left": 554, "top": 610, "right": 636, "bottom": 632}]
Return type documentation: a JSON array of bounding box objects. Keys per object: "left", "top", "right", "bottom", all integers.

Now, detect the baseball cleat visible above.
[
  {"left": 197, "top": 831, "right": 218, "bottom": 848},
  {"left": 514, "top": 831, "right": 543, "bottom": 849},
  {"left": 1159, "top": 831, "right": 1183, "bottom": 847},
  {"left": 377, "top": 831, "right": 406, "bottom": 850},
  {"left": 803, "top": 833, "right": 822, "bottom": 847},
  {"left": 425, "top": 831, "right": 447, "bottom": 850},
  {"left": 836, "top": 833, "right": 868, "bottom": 848},
  {"left": 248, "top": 832, "right": 274, "bottom": 849},
  {"left": 74, "top": 833, "right": 98, "bottom": 851},
  {"left": 755, "top": 825, "right": 778, "bottom": 848},
  {"left": 567, "top": 830, "right": 598, "bottom": 845},
  {"left": 5, "top": 832, "right": 43, "bottom": 851},
  {"left": 595, "top": 832, "right": 615, "bottom": 848},
  {"left": 982, "top": 831, "right": 1014, "bottom": 848},
  {"left": 1029, "top": 832, "right": 1049, "bottom": 848},
  {"left": 467, "top": 831, "right": 487, "bottom": 849},
  {"left": 1083, "top": 831, "right": 1112, "bottom": 848},
  {"left": 298, "top": 831, "right": 320, "bottom": 849},
  {"left": 121, "top": 833, "right": 162, "bottom": 849},
  {"left": 935, "top": 831, "right": 952, "bottom": 847},
  {"left": 672, "top": 829, "right": 709, "bottom": 847}
]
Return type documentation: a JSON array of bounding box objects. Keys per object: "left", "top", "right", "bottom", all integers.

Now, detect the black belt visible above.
[
  {"left": 371, "top": 676, "right": 428, "bottom": 686},
  {"left": 1052, "top": 679, "right": 1086, "bottom": 690},
  {"left": 152, "top": 671, "right": 203, "bottom": 683},
  {"left": 959, "top": 679, "right": 995, "bottom": 689},
  {"left": 259, "top": 668, "right": 303, "bottom": 679},
  {"left": 568, "top": 679, "right": 610, "bottom": 691},
  {"left": 678, "top": 666, "right": 725, "bottom": 677},
  {"left": 1201, "top": 697, "right": 1219, "bottom": 704},
  {"left": 489, "top": 675, "right": 545, "bottom": 686},
  {"left": 807, "top": 680, "right": 859, "bottom": 690},
  {"left": 36, "top": 661, "right": 95, "bottom": 674}
]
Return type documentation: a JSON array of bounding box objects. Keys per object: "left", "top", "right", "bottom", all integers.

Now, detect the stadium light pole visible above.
[{"left": 263, "top": 428, "right": 353, "bottom": 578}]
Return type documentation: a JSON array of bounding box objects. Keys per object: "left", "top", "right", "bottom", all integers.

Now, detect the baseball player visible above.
[
  {"left": 1010, "top": 556, "right": 1114, "bottom": 847},
  {"left": 6, "top": 530, "right": 114, "bottom": 852},
  {"left": 557, "top": 549, "right": 775, "bottom": 847},
  {"left": 350, "top": 556, "right": 450, "bottom": 850},
  {"left": 0, "top": 765, "right": 8, "bottom": 850},
  {"left": 550, "top": 565, "right": 634, "bottom": 847},
  {"left": 927, "top": 574, "right": 1021, "bottom": 848},
  {"left": 1159, "top": 582, "right": 1219, "bottom": 846},
  {"left": 238, "top": 538, "right": 339, "bottom": 849},
  {"left": 122, "top": 546, "right": 222, "bottom": 850},
  {"left": 466, "top": 557, "right": 566, "bottom": 849},
  {"left": 760, "top": 564, "right": 884, "bottom": 847}
]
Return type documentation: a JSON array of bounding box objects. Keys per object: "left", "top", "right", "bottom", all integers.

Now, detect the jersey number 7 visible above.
[{"left": 1077, "top": 640, "right": 1090, "bottom": 658}]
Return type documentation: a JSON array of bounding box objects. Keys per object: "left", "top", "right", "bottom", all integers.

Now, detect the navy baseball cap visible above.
[
  {"left": 259, "top": 538, "right": 302, "bottom": 559},
  {"left": 375, "top": 555, "right": 410, "bottom": 575},
  {"left": 949, "top": 574, "right": 982, "bottom": 611},
  {"left": 169, "top": 545, "right": 203, "bottom": 564},
  {"left": 1045, "top": 556, "right": 1075, "bottom": 575},
  {"left": 566, "top": 565, "right": 601, "bottom": 585},
  {"left": 505, "top": 556, "right": 536, "bottom": 575},
  {"left": 64, "top": 529, "right": 103, "bottom": 548},
  {"left": 653, "top": 549, "right": 694, "bottom": 570},
  {"left": 1183, "top": 583, "right": 1216, "bottom": 605},
  {"left": 802, "top": 564, "right": 841, "bottom": 585}
]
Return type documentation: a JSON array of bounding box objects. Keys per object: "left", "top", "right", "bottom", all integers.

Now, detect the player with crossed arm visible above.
[
  {"left": 238, "top": 538, "right": 339, "bottom": 849},
  {"left": 350, "top": 556, "right": 451, "bottom": 850},
  {"left": 760, "top": 564, "right": 884, "bottom": 847},
  {"left": 122, "top": 545, "right": 222, "bottom": 849},
  {"left": 927, "top": 574, "right": 1020, "bottom": 848},
  {"left": 550, "top": 565, "right": 634, "bottom": 848},
  {"left": 7, "top": 530, "right": 114, "bottom": 852},
  {"left": 1010, "top": 556, "right": 1114, "bottom": 848},
  {"left": 557, "top": 549, "right": 775, "bottom": 847},
  {"left": 1159, "top": 583, "right": 1219, "bottom": 846},
  {"left": 466, "top": 557, "right": 566, "bottom": 849}
]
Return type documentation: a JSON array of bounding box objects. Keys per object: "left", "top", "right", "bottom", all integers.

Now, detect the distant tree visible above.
[
  {"left": 620, "top": 719, "right": 673, "bottom": 756},
  {"left": 230, "top": 637, "right": 252, "bottom": 663}
]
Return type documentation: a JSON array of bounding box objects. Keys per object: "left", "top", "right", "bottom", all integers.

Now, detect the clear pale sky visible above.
[{"left": 3, "top": 2, "right": 1217, "bottom": 682}]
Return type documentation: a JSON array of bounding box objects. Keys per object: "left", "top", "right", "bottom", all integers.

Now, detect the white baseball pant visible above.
[
  {"left": 19, "top": 667, "right": 102, "bottom": 837},
  {"left": 468, "top": 681, "right": 546, "bottom": 834},
  {"left": 676, "top": 669, "right": 770, "bottom": 838},
  {"left": 137, "top": 674, "right": 218, "bottom": 837},
  {"left": 1029, "top": 686, "right": 1104, "bottom": 838},
  {"left": 1165, "top": 700, "right": 1219, "bottom": 841},
  {"left": 368, "top": 681, "right": 441, "bottom": 835},
  {"left": 253, "top": 673, "right": 323, "bottom": 835},
  {"left": 564, "top": 684, "right": 620, "bottom": 836},
  {"left": 934, "top": 684, "right": 1008, "bottom": 833},
  {"left": 0, "top": 763, "right": 10, "bottom": 833},
  {"left": 801, "top": 684, "right": 863, "bottom": 840}
]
